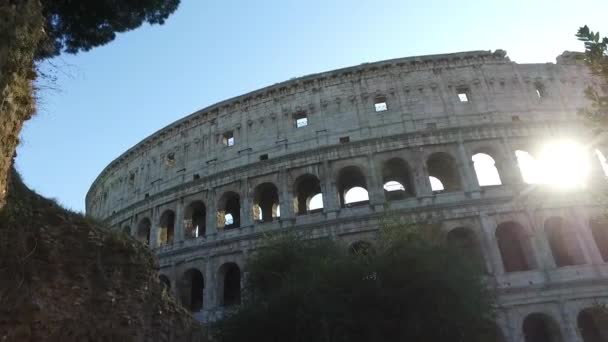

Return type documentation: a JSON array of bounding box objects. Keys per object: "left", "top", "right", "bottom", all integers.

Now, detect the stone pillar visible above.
[
  {"left": 525, "top": 210, "right": 556, "bottom": 270},
  {"left": 204, "top": 260, "right": 215, "bottom": 310},
  {"left": 558, "top": 301, "right": 581, "bottom": 342},
  {"left": 412, "top": 151, "right": 433, "bottom": 197},
  {"left": 498, "top": 308, "right": 516, "bottom": 342},
  {"left": 479, "top": 213, "right": 503, "bottom": 275},
  {"left": 321, "top": 160, "right": 340, "bottom": 217},
  {"left": 150, "top": 207, "right": 160, "bottom": 247},
  {"left": 241, "top": 179, "right": 253, "bottom": 228},
  {"left": 493, "top": 157, "right": 512, "bottom": 186},
  {"left": 366, "top": 154, "right": 385, "bottom": 210},
  {"left": 175, "top": 198, "right": 185, "bottom": 242},
  {"left": 128, "top": 215, "right": 135, "bottom": 236},
  {"left": 571, "top": 207, "right": 604, "bottom": 265},
  {"left": 206, "top": 193, "right": 217, "bottom": 236},
  {"left": 457, "top": 141, "right": 480, "bottom": 194},
  {"left": 278, "top": 168, "right": 294, "bottom": 222},
  {"left": 498, "top": 137, "right": 524, "bottom": 185}
]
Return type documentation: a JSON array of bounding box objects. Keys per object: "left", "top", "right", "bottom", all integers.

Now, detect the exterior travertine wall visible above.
[{"left": 87, "top": 50, "right": 608, "bottom": 341}]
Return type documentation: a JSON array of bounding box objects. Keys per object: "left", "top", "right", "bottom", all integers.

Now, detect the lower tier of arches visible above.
[{"left": 151, "top": 200, "right": 608, "bottom": 342}]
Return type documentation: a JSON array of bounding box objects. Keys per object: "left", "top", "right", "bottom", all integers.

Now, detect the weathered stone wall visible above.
[
  {"left": 86, "top": 50, "right": 592, "bottom": 218},
  {"left": 89, "top": 51, "right": 608, "bottom": 341}
]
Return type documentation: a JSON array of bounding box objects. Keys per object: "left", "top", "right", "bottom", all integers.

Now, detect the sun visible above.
[{"left": 517, "top": 139, "right": 591, "bottom": 189}]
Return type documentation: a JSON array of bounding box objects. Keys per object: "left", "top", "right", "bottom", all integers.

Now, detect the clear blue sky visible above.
[{"left": 16, "top": 0, "right": 608, "bottom": 212}]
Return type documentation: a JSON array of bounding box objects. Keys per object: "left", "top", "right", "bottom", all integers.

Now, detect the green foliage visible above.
[
  {"left": 576, "top": 26, "right": 608, "bottom": 128},
  {"left": 36, "top": 0, "right": 180, "bottom": 59},
  {"left": 213, "top": 221, "right": 496, "bottom": 342}
]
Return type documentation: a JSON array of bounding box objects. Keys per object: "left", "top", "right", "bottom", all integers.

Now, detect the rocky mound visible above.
[{"left": 0, "top": 168, "right": 205, "bottom": 341}]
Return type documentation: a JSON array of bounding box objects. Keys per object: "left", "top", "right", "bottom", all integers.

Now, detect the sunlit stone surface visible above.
[{"left": 87, "top": 50, "right": 608, "bottom": 341}]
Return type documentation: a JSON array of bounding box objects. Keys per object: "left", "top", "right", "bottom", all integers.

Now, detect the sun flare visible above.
[{"left": 517, "top": 140, "right": 590, "bottom": 189}]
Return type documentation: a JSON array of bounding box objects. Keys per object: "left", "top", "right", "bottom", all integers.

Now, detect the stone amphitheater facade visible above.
[{"left": 87, "top": 50, "right": 608, "bottom": 341}]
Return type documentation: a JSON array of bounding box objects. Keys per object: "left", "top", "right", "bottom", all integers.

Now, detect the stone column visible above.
[
  {"left": 204, "top": 260, "right": 215, "bottom": 310},
  {"left": 241, "top": 178, "right": 253, "bottom": 228},
  {"left": 525, "top": 210, "right": 555, "bottom": 270},
  {"left": 175, "top": 198, "right": 185, "bottom": 242},
  {"left": 498, "top": 137, "right": 524, "bottom": 185},
  {"left": 558, "top": 301, "right": 581, "bottom": 342},
  {"left": 457, "top": 141, "right": 480, "bottom": 194},
  {"left": 206, "top": 192, "right": 217, "bottom": 236},
  {"left": 150, "top": 206, "right": 160, "bottom": 247},
  {"left": 412, "top": 151, "right": 433, "bottom": 197},
  {"left": 493, "top": 157, "right": 512, "bottom": 186},
  {"left": 321, "top": 160, "right": 340, "bottom": 218},
  {"left": 571, "top": 207, "right": 604, "bottom": 265},
  {"left": 498, "top": 308, "right": 516, "bottom": 342},
  {"left": 479, "top": 213, "right": 503, "bottom": 275},
  {"left": 278, "top": 168, "right": 294, "bottom": 222},
  {"left": 128, "top": 215, "right": 135, "bottom": 236},
  {"left": 366, "top": 153, "right": 385, "bottom": 210}
]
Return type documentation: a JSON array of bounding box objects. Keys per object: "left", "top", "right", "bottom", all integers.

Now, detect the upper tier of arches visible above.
[
  {"left": 119, "top": 138, "right": 608, "bottom": 268},
  {"left": 86, "top": 52, "right": 595, "bottom": 218}
]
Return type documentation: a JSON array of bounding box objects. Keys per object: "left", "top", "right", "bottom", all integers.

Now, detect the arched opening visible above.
[
  {"left": 344, "top": 187, "right": 369, "bottom": 205},
  {"left": 496, "top": 221, "right": 535, "bottom": 272},
  {"left": 293, "top": 174, "right": 323, "bottom": 215},
  {"left": 472, "top": 153, "right": 502, "bottom": 186},
  {"left": 578, "top": 307, "right": 608, "bottom": 342},
  {"left": 219, "top": 263, "right": 241, "bottom": 306},
  {"left": 253, "top": 182, "right": 280, "bottom": 223},
  {"left": 181, "top": 269, "right": 204, "bottom": 312},
  {"left": 159, "top": 275, "right": 171, "bottom": 291},
  {"left": 159, "top": 210, "right": 176, "bottom": 246},
  {"left": 429, "top": 176, "right": 444, "bottom": 191},
  {"left": 218, "top": 192, "right": 241, "bottom": 230},
  {"left": 516, "top": 150, "right": 542, "bottom": 184},
  {"left": 349, "top": 240, "right": 375, "bottom": 256},
  {"left": 545, "top": 217, "right": 585, "bottom": 267},
  {"left": 184, "top": 201, "right": 206, "bottom": 239},
  {"left": 337, "top": 166, "right": 369, "bottom": 207},
  {"left": 427, "top": 152, "right": 462, "bottom": 192},
  {"left": 308, "top": 194, "right": 323, "bottom": 211},
  {"left": 122, "top": 226, "right": 131, "bottom": 235},
  {"left": 382, "top": 158, "right": 414, "bottom": 200},
  {"left": 523, "top": 313, "right": 563, "bottom": 342},
  {"left": 137, "top": 218, "right": 151, "bottom": 245},
  {"left": 590, "top": 218, "right": 608, "bottom": 262},
  {"left": 447, "top": 227, "right": 482, "bottom": 262}
]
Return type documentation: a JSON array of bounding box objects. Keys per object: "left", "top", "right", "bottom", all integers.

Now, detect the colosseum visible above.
[{"left": 87, "top": 50, "right": 608, "bottom": 341}]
